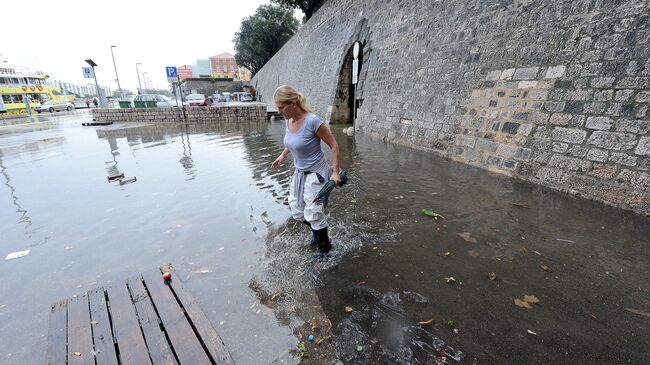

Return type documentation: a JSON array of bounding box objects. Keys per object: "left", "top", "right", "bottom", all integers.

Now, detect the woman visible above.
[{"left": 271, "top": 85, "right": 341, "bottom": 256}]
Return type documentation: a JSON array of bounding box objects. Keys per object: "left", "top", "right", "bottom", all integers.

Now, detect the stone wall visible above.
[
  {"left": 92, "top": 105, "right": 266, "bottom": 123},
  {"left": 251, "top": 0, "right": 650, "bottom": 215}
]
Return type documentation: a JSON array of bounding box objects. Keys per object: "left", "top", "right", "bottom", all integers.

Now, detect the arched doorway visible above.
[{"left": 329, "top": 43, "right": 363, "bottom": 125}]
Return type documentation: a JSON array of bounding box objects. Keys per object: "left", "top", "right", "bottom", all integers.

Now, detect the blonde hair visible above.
[{"left": 273, "top": 85, "right": 311, "bottom": 112}]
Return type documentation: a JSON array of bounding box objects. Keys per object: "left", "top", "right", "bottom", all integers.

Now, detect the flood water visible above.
[{"left": 0, "top": 111, "right": 649, "bottom": 364}]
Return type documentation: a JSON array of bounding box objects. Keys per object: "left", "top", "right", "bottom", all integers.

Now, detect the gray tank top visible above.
[{"left": 284, "top": 112, "right": 326, "bottom": 171}]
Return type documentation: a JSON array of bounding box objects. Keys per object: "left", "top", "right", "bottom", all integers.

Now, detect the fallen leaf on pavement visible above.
[
  {"left": 418, "top": 319, "right": 434, "bottom": 325},
  {"left": 345, "top": 306, "right": 353, "bottom": 313},
  {"left": 458, "top": 232, "right": 478, "bottom": 243},
  {"left": 287, "top": 305, "right": 297, "bottom": 313},
  {"left": 625, "top": 308, "right": 650, "bottom": 318},
  {"left": 487, "top": 272, "right": 497, "bottom": 281},
  {"left": 540, "top": 265, "right": 551, "bottom": 272},
  {"left": 422, "top": 208, "right": 445, "bottom": 220}
]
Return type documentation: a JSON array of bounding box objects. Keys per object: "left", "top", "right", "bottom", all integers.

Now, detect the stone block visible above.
[
  {"left": 553, "top": 142, "right": 569, "bottom": 153},
  {"left": 593, "top": 90, "right": 613, "bottom": 101},
  {"left": 609, "top": 152, "right": 637, "bottom": 166},
  {"left": 591, "top": 77, "right": 616, "bottom": 88},
  {"left": 615, "top": 119, "right": 650, "bottom": 134},
  {"left": 551, "top": 127, "right": 587, "bottom": 143},
  {"left": 564, "top": 89, "right": 593, "bottom": 101},
  {"left": 636, "top": 91, "right": 650, "bottom": 103},
  {"left": 455, "top": 135, "right": 476, "bottom": 148},
  {"left": 636, "top": 136, "right": 650, "bottom": 156},
  {"left": 500, "top": 68, "right": 515, "bottom": 80},
  {"left": 587, "top": 131, "right": 638, "bottom": 151},
  {"left": 486, "top": 70, "right": 502, "bottom": 81},
  {"left": 582, "top": 102, "right": 607, "bottom": 114},
  {"left": 535, "top": 167, "right": 568, "bottom": 185},
  {"left": 543, "top": 101, "right": 566, "bottom": 113},
  {"left": 585, "top": 116, "right": 613, "bottom": 130},
  {"left": 550, "top": 113, "right": 572, "bottom": 126},
  {"left": 587, "top": 148, "right": 609, "bottom": 162},
  {"left": 475, "top": 138, "right": 498, "bottom": 153},
  {"left": 589, "top": 163, "right": 618, "bottom": 179},
  {"left": 545, "top": 65, "right": 566, "bottom": 79},
  {"left": 517, "top": 81, "right": 538, "bottom": 89},
  {"left": 615, "top": 77, "right": 649, "bottom": 89},
  {"left": 548, "top": 154, "right": 592, "bottom": 172},
  {"left": 513, "top": 67, "right": 539, "bottom": 80},
  {"left": 568, "top": 145, "right": 589, "bottom": 158},
  {"left": 502, "top": 122, "right": 520, "bottom": 134}
]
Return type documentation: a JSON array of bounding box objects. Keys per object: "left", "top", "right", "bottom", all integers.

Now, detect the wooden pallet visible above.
[{"left": 46, "top": 267, "right": 234, "bottom": 365}]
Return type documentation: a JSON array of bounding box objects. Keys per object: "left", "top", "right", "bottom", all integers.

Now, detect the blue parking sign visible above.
[{"left": 166, "top": 66, "right": 177, "bottom": 78}]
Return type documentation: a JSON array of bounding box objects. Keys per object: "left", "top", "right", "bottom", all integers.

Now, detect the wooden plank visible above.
[
  {"left": 126, "top": 276, "right": 178, "bottom": 365},
  {"left": 88, "top": 287, "right": 118, "bottom": 365},
  {"left": 67, "top": 294, "right": 95, "bottom": 365},
  {"left": 106, "top": 284, "right": 152, "bottom": 365},
  {"left": 166, "top": 270, "right": 235, "bottom": 364},
  {"left": 46, "top": 300, "right": 67, "bottom": 365},
  {"left": 141, "top": 269, "right": 212, "bottom": 365}
]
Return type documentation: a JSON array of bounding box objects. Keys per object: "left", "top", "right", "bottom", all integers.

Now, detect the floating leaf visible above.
[
  {"left": 523, "top": 295, "right": 540, "bottom": 304},
  {"left": 527, "top": 329, "right": 537, "bottom": 335},
  {"left": 514, "top": 299, "right": 532, "bottom": 309},
  {"left": 90, "top": 320, "right": 99, "bottom": 325},
  {"left": 344, "top": 306, "right": 353, "bottom": 313},
  {"left": 625, "top": 308, "right": 650, "bottom": 318},
  {"left": 468, "top": 249, "right": 480, "bottom": 257},
  {"left": 487, "top": 272, "right": 497, "bottom": 281},
  {"left": 446, "top": 319, "right": 455, "bottom": 328},
  {"left": 421, "top": 208, "right": 445, "bottom": 220},
  {"left": 418, "top": 319, "right": 434, "bottom": 325},
  {"left": 443, "top": 277, "right": 456, "bottom": 284},
  {"left": 540, "top": 265, "right": 551, "bottom": 272},
  {"left": 74, "top": 352, "right": 82, "bottom": 357},
  {"left": 356, "top": 345, "right": 363, "bottom": 352},
  {"left": 297, "top": 342, "right": 307, "bottom": 353},
  {"left": 443, "top": 251, "right": 451, "bottom": 256},
  {"left": 458, "top": 232, "right": 478, "bottom": 243},
  {"left": 287, "top": 305, "right": 297, "bottom": 313}
]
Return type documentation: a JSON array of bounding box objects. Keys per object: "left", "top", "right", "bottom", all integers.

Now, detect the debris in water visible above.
[
  {"left": 487, "top": 271, "right": 497, "bottom": 281},
  {"left": 287, "top": 305, "right": 297, "bottom": 313},
  {"left": 458, "top": 232, "right": 478, "bottom": 243},
  {"left": 5, "top": 250, "right": 30, "bottom": 260},
  {"left": 447, "top": 319, "right": 455, "bottom": 328},
  {"left": 523, "top": 295, "right": 540, "bottom": 304},
  {"left": 443, "top": 251, "right": 451, "bottom": 256},
  {"left": 625, "top": 308, "right": 650, "bottom": 318},
  {"left": 356, "top": 345, "right": 363, "bottom": 352},
  {"left": 540, "top": 265, "right": 551, "bottom": 272},
  {"left": 345, "top": 306, "right": 353, "bottom": 313},
  {"left": 468, "top": 249, "right": 480, "bottom": 257},
  {"left": 532, "top": 250, "right": 542, "bottom": 256},
  {"left": 527, "top": 329, "right": 537, "bottom": 336},
  {"left": 421, "top": 208, "right": 445, "bottom": 220},
  {"left": 453, "top": 328, "right": 459, "bottom": 334},
  {"left": 514, "top": 295, "right": 540, "bottom": 309},
  {"left": 514, "top": 299, "right": 532, "bottom": 309},
  {"left": 556, "top": 238, "right": 575, "bottom": 243},
  {"left": 90, "top": 321, "right": 99, "bottom": 325},
  {"left": 308, "top": 335, "right": 315, "bottom": 342},
  {"left": 443, "top": 276, "right": 456, "bottom": 284},
  {"left": 74, "top": 352, "right": 82, "bottom": 357},
  {"left": 194, "top": 267, "right": 211, "bottom": 274},
  {"left": 418, "top": 319, "right": 434, "bottom": 325},
  {"left": 512, "top": 202, "right": 529, "bottom": 208}
]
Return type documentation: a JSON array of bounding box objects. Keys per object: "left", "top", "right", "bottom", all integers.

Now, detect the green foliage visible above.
[
  {"left": 233, "top": 4, "right": 299, "bottom": 76},
  {"left": 271, "top": 0, "right": 326, "bottom": 21}
]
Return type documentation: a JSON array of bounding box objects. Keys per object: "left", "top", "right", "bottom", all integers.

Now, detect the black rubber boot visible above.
[
  {"left": 314, "top": 227, "right": 332, "bottom": 255},
  {"left": 303, "top": 221, "right": 318, "bottom": 246}
]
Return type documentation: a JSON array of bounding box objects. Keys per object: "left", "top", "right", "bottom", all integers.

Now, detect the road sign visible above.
[
  {"left": 166, "top": 66, "right": 178, "bottom": 83},
  {"left": 352, "top": 59, "right": 358, "bottom": 84},
  {"left": 82, "top": 67, "right": 94, "bottom": 79}
]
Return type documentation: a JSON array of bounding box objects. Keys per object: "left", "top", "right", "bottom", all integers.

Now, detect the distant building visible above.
[
  {"left": 238, "top": 66, "right": 252, "bottom": 81},
  {"left": 192, "top": 59, "right": 212, "bottom": 78},
  {"left": 178, "top": 65, "right": 192, "bottom": 80},
  {"left": 45, "top": 79, "right": 111, "bottom": 98},
  {"left": 209, "top": 53, "right": 238, "bottom": 79}
]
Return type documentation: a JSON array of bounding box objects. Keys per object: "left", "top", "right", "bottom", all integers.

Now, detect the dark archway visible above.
[{"left": 327, "top": 19, "right": 371, "bottom": 125}]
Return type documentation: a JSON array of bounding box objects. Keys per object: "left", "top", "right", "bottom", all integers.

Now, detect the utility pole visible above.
[
  {"left": 85, "top": 59, "right": 107, "bottom": 108},
  {"left": 110, "top": 45, "right": 123, "bottom": 98},
  {"left": 135, "top": 63, "right": 143, "bottom": 94}
]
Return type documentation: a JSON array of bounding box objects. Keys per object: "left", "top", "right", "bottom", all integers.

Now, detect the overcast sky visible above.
[{"left": 1, "top": 0, "right": 291, "bottom": 92}]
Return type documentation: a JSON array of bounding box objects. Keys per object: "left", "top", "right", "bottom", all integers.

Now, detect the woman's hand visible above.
[
  {"left": 331, "top": 170, "right": 341, "bottom": 186},
  {"left": 271, "top": 155, "right": 284, "bottom": 169}
]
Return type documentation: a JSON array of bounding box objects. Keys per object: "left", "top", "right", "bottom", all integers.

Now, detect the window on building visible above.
[
  {"left": 2, "top": 95, "right": 12, "bottom": 104},
  {"left": 230, "top": 64, "right": 234, "bottom": 72},
  {"left": 11, "top": 95, "right": 23, "bottom": 103},
  {"left": 10, "top": 78, "right": 19, "bottom": 84},
  {"left": 223, "top": 65, "right": 227, "bottom": 73},
  {"left": 0, "top": 77, "right": 7, "bottom": 84}
]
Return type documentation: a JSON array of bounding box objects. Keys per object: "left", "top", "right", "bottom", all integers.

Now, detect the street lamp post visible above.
[
  {"left": 85, "top": 59, "right": 107, "bottom": 108},
  {"left": 135, "top": 63, "right": 143, "bottom": 94},
  {"left": 110, "top": 45, "right": 122, "bottom": 98}
]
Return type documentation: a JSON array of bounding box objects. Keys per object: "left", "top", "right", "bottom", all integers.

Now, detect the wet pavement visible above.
[{"left": 0, "top": 111, "right": 649, "bottom": 364}]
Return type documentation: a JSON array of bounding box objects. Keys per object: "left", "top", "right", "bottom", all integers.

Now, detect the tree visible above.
[
  {"left": 271, "top": 0, "right": 326, "bottom": 21},
  {"left": 234, "top": 4, "right": 299, "bottom": 76}
]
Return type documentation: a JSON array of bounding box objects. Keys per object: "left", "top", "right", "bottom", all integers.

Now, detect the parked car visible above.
[
  {"left": 185, "top": 93, "right": 207, "bottom": 106},
  {"left": 240, "top": 93, "right": 253, "bottom": 102},
  {"left": 133, "top": 94, "right": 177, "bottom": 107},
  {"left": 35, "top": 100, "right": 74, "bottom": 113},
  {"left": 213, "top": 94, "right": 224, "bottom": 103}
]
